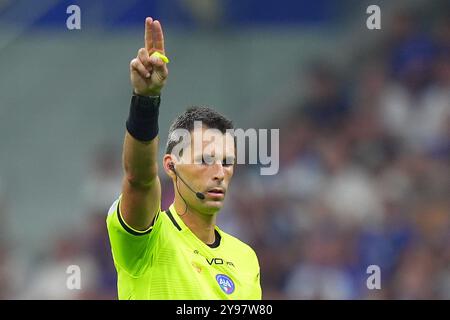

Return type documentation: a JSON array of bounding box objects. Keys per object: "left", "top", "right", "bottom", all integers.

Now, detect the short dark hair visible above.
[{"left": 165, "top": 106, "right": 234, "bottom": 154}]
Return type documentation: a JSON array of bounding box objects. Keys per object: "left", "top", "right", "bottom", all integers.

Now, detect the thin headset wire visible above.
[
  {"left": 175, "top": 175, "right": 189, "bottom": 217},
  {"left": 173, "top": 166, "right": 220, "bottom": 246}
]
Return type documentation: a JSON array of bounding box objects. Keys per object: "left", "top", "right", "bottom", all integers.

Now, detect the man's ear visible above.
[{"left": 163, "top": 154, "right": 176, "bottom": 179}]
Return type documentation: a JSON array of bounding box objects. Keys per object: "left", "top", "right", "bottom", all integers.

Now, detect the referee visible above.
[{"left": 106, "top": 17, "right": 262, "bottom": 300}]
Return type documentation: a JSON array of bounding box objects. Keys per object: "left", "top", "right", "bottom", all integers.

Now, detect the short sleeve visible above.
[{"left": 106, "top": 196, "right": 161, "bottom": 276}]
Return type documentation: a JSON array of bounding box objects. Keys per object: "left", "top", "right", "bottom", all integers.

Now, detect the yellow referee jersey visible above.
[{"left": 106, "top": 197, "right": 262, "bottom": 300}]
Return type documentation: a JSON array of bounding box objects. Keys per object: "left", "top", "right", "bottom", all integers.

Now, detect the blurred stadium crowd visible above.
[
  {"left": 0, "top": 5, "right": 449, "bottom": 299},
  {"left": 260, "top": 10, "right": 450, "bottom": 299}
]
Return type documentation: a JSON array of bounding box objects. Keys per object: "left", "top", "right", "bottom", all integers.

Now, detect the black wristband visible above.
[{"left": 126, "top": 94, "right": 161, "bottom": 142}]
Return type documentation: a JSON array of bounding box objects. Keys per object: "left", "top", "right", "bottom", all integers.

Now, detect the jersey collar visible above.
[{"left": 167, "top": 203, "right": 223, "bottom": 248}]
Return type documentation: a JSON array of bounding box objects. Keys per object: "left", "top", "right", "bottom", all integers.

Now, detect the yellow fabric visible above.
[{"left": 106, "top": 197, "right": 262, "bottom": 300}]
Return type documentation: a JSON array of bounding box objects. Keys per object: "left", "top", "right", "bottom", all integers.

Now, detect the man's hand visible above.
[{"left": 130, "top": 17, "right": 168, "bottom": 96}]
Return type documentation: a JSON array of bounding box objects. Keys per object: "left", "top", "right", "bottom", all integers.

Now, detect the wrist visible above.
[
  {"left": 133, "top": 88, "right": 161, "bottom": 97},
  {"left": 126, "top": 94, "right": 161, "bottom": 142}
]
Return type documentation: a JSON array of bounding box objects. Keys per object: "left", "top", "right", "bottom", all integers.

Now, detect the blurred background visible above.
[{"left": 0, "top": 0, "right": 449, "bottom": 299}]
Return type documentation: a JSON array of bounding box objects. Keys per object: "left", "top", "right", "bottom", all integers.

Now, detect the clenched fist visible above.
[{"left": 130, "top": 17, "right": 168, "bottom": 96}]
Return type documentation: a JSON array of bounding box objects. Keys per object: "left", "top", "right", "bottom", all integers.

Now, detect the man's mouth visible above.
[{"left": 206, "top": 188, "right": 225, "bottom": 198}]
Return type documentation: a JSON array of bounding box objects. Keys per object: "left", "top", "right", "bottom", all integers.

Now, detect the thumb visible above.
[
  {"left": 150, "top": 55, "right": 164, "bottom": 68},
  {"left": 149, "top": 52, "right": 169, "bottom": 71}
]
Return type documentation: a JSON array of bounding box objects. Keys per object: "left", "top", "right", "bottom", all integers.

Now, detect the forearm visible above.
[
  {"left": 123, "top": 132, "right": 159, "bottom": 187},
  {"left": 122, "top": 91, "right": 161, "bottom": 186}
]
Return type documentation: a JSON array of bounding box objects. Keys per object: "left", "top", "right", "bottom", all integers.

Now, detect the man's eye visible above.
[
  {"left": 201, "top": 158, "right": 212, "bottom": 165},
  {"left": 223, "top": 160, "right": 235, "bottom": 166},
  {"left": 199, "top": 157, "right": 234, "bottom": 166}
]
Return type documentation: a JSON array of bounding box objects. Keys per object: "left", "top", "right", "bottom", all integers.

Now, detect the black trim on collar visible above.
[
  {"left": 117, "top": 201, "right": 153, "bottom": 236},
  {"left": 165, "top": 209, "right": 222, "bottom": 247},
  {"left": 207, "top": 230, "right": 221, "bottom": 248},
  {"left": 165, "top": 209, "right": 182, "bottom": 231}
]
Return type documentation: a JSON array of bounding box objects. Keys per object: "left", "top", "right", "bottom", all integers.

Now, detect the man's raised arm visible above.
[{"left": 120, "top": 17, "right": 168, "bottom": 231}]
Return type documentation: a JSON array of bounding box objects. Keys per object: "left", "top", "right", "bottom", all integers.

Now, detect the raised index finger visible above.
[
  {"left": 152, "top": 20, "right": 165, "bottom": 54},
  {"left": 144, "top": 17, "right": 153, "bottom": 51}
]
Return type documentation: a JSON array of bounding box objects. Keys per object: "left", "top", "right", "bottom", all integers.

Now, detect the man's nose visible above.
[{"left": 212, "top": 163, "right": 225, "bottom": 182}]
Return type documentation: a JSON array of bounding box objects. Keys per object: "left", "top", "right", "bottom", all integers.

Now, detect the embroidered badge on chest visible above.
[{"left": 215, "top": 274, "right": 235, "bottom": 294}]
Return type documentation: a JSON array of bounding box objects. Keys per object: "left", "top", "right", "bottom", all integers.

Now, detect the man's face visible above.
[{"left": 173, "top": 126, "right": 235, "bottom": 215}]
